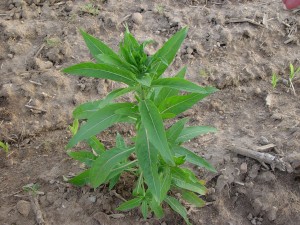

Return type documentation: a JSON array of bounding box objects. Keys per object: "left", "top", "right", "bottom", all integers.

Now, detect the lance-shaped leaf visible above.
[
  {"left": 108, "top": 174, "right": 120, "bottom": 190},
  {"left": 149, "top": 198, "right": 164, "bottom": 218},
  {"left": 68, "top": 169, "right": 90, "bottom": 186},
  {"left": 181, "top": 190, "right": 205, "bottom": 208},
  {"left": 67, "top": 151, "right": 96, "bottom": 167},
  {"left": 152, "top": 78, "right": 217, "bottom": 94},
  {"left": 106, "top": 160, "right": 137, "bottom": 181},
  {"left": 139, "top": 99, "right": 175, "bottom": 166},
  {"left": 141, "top": 201, "right": 148, "bottom": 219},
  {"left": 87, "top": 136, "right": 105, "bottom": 155},
  {"left": 90, "top": 147, "right": 134, "bottom": 188},
  {"left": 136, "top": 127, "right": 161, "bottom": 202},
  {"left": 177, "top": 126, "right": 217, "bottom": 143},
  {"left": 165, "top": 196, "right": 192, "bottom": 225},
  {"left": 63, "top": 63, "right": 136, "bottom": 86},
  {"left": 80, "top": 30, "right": 118, "bottom": 60},
  {"left": 154, "top": 67, "right": 187, "bottom": 106},
  {"left": 73, "top": 87, "right": 134, "bottom": 119},
  {"left": 117, "top": 196, "right": 144, "bottom": 211},
  {"left": 159, "top": 93, "right": 210, "bottom": 117},
  {"left": 166, "top": 118, "right": 189, "bottom": 143},
  {"left": 171, "top": 167, "right": 207, "bottom": 195},
  {"left": 172, "top": 146, "right": 216, "bottom": 173},
  {"left": 116, "top": 133, "right": 127, "bottom": 149},
  {"left": 159, "top": 167, "right": 171, "bottom": 202},
  {"left": 151, "top": 27, "right": 188, "bottom": 78},
  {"left": 67, "top": 103, "right": 133, "bottom": 148}
]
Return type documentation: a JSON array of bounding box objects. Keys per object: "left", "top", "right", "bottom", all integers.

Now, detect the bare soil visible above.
[{"left": 1, "top": 0, "right": 300, "bottom": 225}]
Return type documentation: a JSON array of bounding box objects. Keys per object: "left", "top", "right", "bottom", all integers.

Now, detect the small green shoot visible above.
[
  {"left": 63, "top": 27, "right": 218, "bottom": 224},
  {"left": 81, "top": 3, "right": 99, "bottom": 16},
  {"left": 289, "top": 63, "right": 300, "bottom": 95},
  {"left": 23, "top": 183, "right": 40, "bottom": 196},
  {"left": 0, "top": 141, "right": 9, "bottom": 153},
  {"left": 45, "top": 37, "right": 61, "bottom": 47},
  {"left": 272, "top": 73, "right": 279, "bottom": 89}
]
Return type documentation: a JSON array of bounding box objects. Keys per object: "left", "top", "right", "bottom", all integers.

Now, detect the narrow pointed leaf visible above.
[
  {"left": 159, "top": 93, "right": 210, "bottom": 117},
  {"left": 95, "top": 54, "right": 135, "bottom": 72},
  {"left": 152, "top": 78, "right": 217, "bottom": 94},
  {"left": 117, "top": 197, "right": 143, "bottom": 211},
  {"left": 67, "top": 151, "right": 96, "bottom": 167},
  {"left": 73, "top": 87, "right": 134, "bottom": 119},
  {"left": 139, "top": 99, "right": 174, "bottom": 165},
  {"left": 151, "top": 27, "right": 188, "bottom": 78},
  {"left": 181, "top": 190, "right": 205, "bottom": 208},
  {"left": 149, "top": 199, "right": 164, "bottom": 218},
  {"left": 67, "top": 103, "right": 133, "bottom": 148},
  {"left": 68, "top": 169, "right": 90, "bottom": 186},
  {"left": 166, "top": 118, "right": 189, "bottom": 143},
  {"left": 80, "top": 30, "right": 118, "bottom": 60},
  {"left": 141, "top": 201, "right": 148, "bottom": 219},
  {"left": 116, "top": 133, "right": 126, "bottom": 149},
  {"left": 154, "top": 67, "right": 187, "bottom": 106},
  {"left": 173, "top": 146, "right": 216, "bottom": 173},
  {"left": 90, "top": 147, "right": 134, "bottom": 188},
  {"left": 136, "top": 127, "right": 161, "bottom": 201},
  {"left": 165, "top": 196, "right": 191, "bottom": 225},
  {"left": 107, "top": 160, "right": 137, "bottom": 181},
  {"left": 63, "top": 63, "right": 136, "bottom": 85},
  {"left": 159, "top": 167, "right": 171, "bottom": 202},
  {"left": 108, "top": 174, "right": 120, "bottom": 190},
  {"left": 177, "top": 126, "right": 217, "bottom": 143},
  {"left": 133, "top": 172, "right": 145, "bottom": 197},
  {"left": 87, "top": 136, "right": 105, "bottom": 155}
]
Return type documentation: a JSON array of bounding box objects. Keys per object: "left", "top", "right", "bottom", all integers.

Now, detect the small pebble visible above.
[
  {"left": 240, "top": 162, "right": 248, "bottom": 174},
  {"left": 88, "top": 196, "right": 97, "bottom": 203},
  {"left": 247, "top": 213, "right": 253, "bottom": 220},
  {"left": 7, "top": 54, "right": 13, "bottom": 59},
  {"left": 267, "top": 206, "right": 278, "bottom": 221},
  {"left": 132, "top": 12, "right": 143, "bottom": 24},
  {"left": 259, "top": 136, "right": 269, "bottom": 145},
  {"left": 251, "top": 218, "right": 256, "bottom": 225},
  {"left": 16, "top": 200, "right": 31, "bottom": 217},
  {"left": 254, "top": 87, "right": 262, "bottom": 95},
  {"left": 186, "top": 47, "right": 193, "bottom": 54}
]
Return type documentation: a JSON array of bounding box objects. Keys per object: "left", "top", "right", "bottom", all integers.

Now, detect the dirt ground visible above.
[{"left": 1, "top": 0, "right": 300, "bottom": 224}]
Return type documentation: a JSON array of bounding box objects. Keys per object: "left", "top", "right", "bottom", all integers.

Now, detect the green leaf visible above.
[
  {"left": 133, "top": 172, "right": 145, "bottom": 197},
  {"left": 171, "top": 167, "right": 207, "bottom": 195},
  {"left": 95, "top": 54, "right": 135, "bottom": 72},
  {"left": 116, "top": 133, "right": 127, "bottom": 149},
  {"left": 80, "top": 30, "right": 118, "bottom": 60},
  {"left": 151, "top": 27, "right": 188, "bottom": 78},
  {"left": 135, "top": 127, "right": 161, "bottom": 201},
  {"left": 117, "top": 197, "right": 144, "bottom": 211},
  {"left": 173, "top": 146, "right": 216, "bottom": 173},
  {"left": 290, "top": 63, "right": 295, "bottom": 79},
  {"left": 149, "top": 199, "right": 164, "bottom": 218},
  {"left": 67, "top": 103, "right": 133, "bottom": 148},
  {"left": 181, "top": 190, "right": 205, "bottom": 208},
  {"left": 69, "top": 119, "right": 79, "bottom": 135},
  {"left": 153, "top": 67, "right": 187, "bottom": 106},
  {"left": 159, "top": 167, "right": 171, "bottom": 202},
  {"left": 159, "top": 93, "right": 210, "bottom": 117},
  {"left": 165, "top": 196, "right": 192, "bottom": 225},
  {"left": 90, "top": 147, "right": 135, "bottom": 188},
  {"left": 63, "top": 63, "right": 136, "bottom": 86},
  {"left": 177, "top": 126, "right": 217, "bottom": 143},
  {"left": 73, "top": 87, "right": 134, "bottom": 119},
  {"left": 68, "top": 169, "right": 90, "bottom": 186},
  {"left": 108, "top": 174, "right": 120, "bottom": 190},
  {"left": 141, "top": 201, "right": 148, "bottom": 219},
  {"left": 152, "top": 78, "right": 216, "bottom": 94},
  {"left": 166, "top": 118, "right": 189, "bottom": 143},
  {"left": 67, "top": 151, "right": 96, "bottom": 167},
  {"left": 107, "top": 160, "right": 137, "bottom": 181},
  {"left": 139, "top": 99, "right": 174, "bottom": 166},
  {"left": 87, "top": 136, "right": 105, "bottom": 155}
]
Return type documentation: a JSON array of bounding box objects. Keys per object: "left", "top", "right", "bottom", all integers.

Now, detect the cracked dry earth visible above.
[{"left": 1, "top": 0, "right": 300, "bottom": 225}]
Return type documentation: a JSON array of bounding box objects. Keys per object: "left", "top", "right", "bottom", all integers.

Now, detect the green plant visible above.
[
  {"left": 0, "top": 141, "right": 9, "bottom": 153},
  {"left": 288, "top": 63, "right": 300, "bottom": 95},
  {"left": 81, "top": 3, "right": 99, "bottom": 16},
  {"left": 272, "top": 72, "right": 279, "bottom": 89},
  {"left": 63, "top": 27, "right": 217, "bottom": 224},
  {"left": 23, "top": 183, "right": 40, "bottom": 196}
]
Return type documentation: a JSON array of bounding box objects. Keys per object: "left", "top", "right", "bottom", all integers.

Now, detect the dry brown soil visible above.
[{"left": 1, "top": 0, "right": 300, "bottom": 225}]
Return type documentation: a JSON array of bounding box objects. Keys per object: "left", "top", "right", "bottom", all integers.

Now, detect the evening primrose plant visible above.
[{"left": 63, "top": 27, "right": 217, "bottom": 224}]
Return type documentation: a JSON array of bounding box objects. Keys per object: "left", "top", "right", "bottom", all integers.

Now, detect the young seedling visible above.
[
  {"left": 272, "top": 72, "right": 279, "bottom": 89},
  {"left": 288, "top": 63, "right": 300, "bottom": 96},
  {"left": 81, "top": 3, "right": 99, "bottom": 16},
  {"left": 63, "top": 27, "right": 218, "bottom": 224},
  {"left": 0, "top": 141, "right": 9, "bottom": 154}
]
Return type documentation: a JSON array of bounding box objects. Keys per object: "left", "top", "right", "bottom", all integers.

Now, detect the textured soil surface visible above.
[{"left": 1, "top": 0, "right": 300, "bottom": 225}]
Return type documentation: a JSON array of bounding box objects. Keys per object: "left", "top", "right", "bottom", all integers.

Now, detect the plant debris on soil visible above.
[{"left": 1, "top": 0, "right": 300, "bottom": 225}]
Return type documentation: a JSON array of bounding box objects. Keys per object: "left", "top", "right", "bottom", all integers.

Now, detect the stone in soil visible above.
[
  {"left": 16, "top": 200, "right": 31, "bottom": 217},
  {"left": 132, "top": 12, "right": 143, "bottom": 25}
]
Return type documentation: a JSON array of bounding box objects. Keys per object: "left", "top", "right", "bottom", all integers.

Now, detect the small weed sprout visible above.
[
  {"left": 81, "top": 3, "right": 99, "bottom": 16},
  {"left": 272, "top": 73, "right": 279, "bottom": 89},
  {"left": 288, "top": 63, "right": 300, "bottom": 96},
  {"left": 63, "top": 27, "right": 217, "bottom": 224},
  {"left": 0, "top": 141, "right": 9, "bottom": 153},
  {"left": 23, "top": 183, "right": 40, "bottom": 196},
  {"left": 45, "top": 37, "right": 61, "bottom": 47}
]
